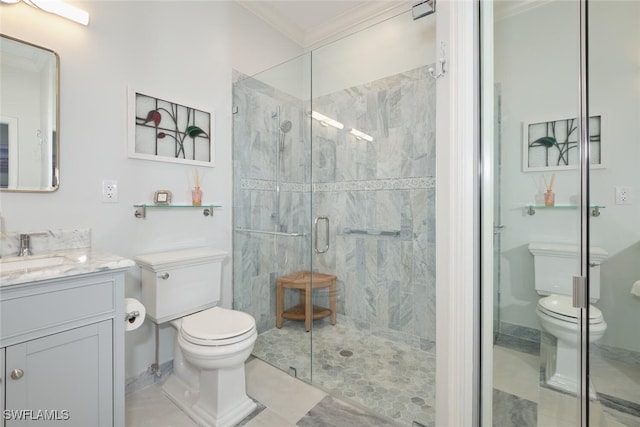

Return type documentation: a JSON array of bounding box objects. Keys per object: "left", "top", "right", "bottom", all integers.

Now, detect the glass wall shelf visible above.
[
  {"left": 525, "top": 205, "right": 604, "bottom": 217},
  {"left": 133, "top": 204, "right": 222, "bottom": 219}
]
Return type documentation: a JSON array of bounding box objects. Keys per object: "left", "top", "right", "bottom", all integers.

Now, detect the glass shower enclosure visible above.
[
  {"left": 233, "top": 7, "right": 437, "bottom": 426},
  {"left": 481, "top": 0, "right": 640, "bottom": 425}
]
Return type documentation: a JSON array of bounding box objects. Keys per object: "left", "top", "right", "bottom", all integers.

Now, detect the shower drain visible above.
[{"left": 339, "top": 350, "right": 353, "bottom": 357}]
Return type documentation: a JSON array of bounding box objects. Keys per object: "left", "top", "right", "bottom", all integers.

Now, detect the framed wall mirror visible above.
[{"left": 0, "top": 34, "right": 59, "bottom": 192}]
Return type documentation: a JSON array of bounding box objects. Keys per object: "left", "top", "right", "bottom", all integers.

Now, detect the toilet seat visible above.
[
  {"left": 538, "top": 295, "right": 604, "bottom": 325},
  {"left": 180, "top": 307, "right": 256, "bottom": 346}
]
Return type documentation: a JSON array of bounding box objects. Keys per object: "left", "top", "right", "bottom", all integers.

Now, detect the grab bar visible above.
[
  {"left": 234, "top": 228, "right": 305, "bottom": 237},
  {"left": 342, "top": 227, "right": 400, "bottom": 237}
]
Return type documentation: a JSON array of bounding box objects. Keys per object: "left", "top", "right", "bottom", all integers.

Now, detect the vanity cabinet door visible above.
[{"left": 4, "top": 321, "right": 112, "bottom": 427}]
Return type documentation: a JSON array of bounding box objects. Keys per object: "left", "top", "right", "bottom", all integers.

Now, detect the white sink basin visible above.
[{"left": 0, "top": 256, "right": 67, "bottom": 273}]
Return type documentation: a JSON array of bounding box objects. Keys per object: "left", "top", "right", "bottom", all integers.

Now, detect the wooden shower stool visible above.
[{"left": 276, "top": 271, "right": 336, "bottom": 332}]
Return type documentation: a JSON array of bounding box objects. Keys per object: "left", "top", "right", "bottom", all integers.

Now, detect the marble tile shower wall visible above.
[
  {"left": 233, "top": 75, "right": 312, "bottom": 332},
  {"left": 233, "top": 66, "right": 436, "bottom": 342}
]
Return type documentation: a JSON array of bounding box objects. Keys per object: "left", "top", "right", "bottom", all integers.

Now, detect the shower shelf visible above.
[
  {"left": 525, "top": 204, "right": 604, "bottom": 217},
  {"left": 133, "top": 204, "right": 221, "bottom": 219}
]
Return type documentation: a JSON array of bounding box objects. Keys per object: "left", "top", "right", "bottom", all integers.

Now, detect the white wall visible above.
[
  {"left": 495, "top": 1, "right": 640, "bottom": 352},
  {"left": 312, "top": 8, "right": 435, "bottom": 97},
  {"left": 0, "top": 0, "right": 302, "bottom": 379},
  {"left": 253, "top": 8, "right": 436, "bottom": 101}
]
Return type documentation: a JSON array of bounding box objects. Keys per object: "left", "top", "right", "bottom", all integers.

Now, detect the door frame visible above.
[{"left": 434, "top": 0, "right": 481, "bottom": 425}]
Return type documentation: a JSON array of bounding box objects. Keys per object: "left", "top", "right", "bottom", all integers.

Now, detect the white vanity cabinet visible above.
[{"left": 0, "top": 269, "right": 127, "bottom": 427}]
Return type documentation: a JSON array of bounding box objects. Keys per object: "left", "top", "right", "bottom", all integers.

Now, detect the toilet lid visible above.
[
  {"left": 181, "top": 307, "right": 255, "bottom": 343},
  {"left": 538, "top": 295, "right": 603, "bottom": 324}
]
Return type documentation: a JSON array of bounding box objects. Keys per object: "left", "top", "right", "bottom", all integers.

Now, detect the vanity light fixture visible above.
[
  {"left": 1, "top": 0, "right": 90, "bottom": 26},
  {"left": 311, "top": 111, "right": 344, "bottom": 130},
  {"left": 349, "top": 128, "right": 374, "bottom": 142}
]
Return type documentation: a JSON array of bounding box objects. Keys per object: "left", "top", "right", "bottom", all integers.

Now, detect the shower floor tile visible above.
[{"left": 252, "top": 317, "right": 435, "bottom": 427}]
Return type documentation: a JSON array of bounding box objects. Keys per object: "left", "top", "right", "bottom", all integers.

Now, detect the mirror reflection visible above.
[{"left": 0, "top": 34, "right": 59, "bottom": 192}]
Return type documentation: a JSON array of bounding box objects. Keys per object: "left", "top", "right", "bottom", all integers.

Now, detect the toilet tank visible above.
[
  {"left": 135, "top": 247, "right": 228, "bottom": 324},
  {"left": 528, "top": 243, "right": 607, "bottom": 301}
]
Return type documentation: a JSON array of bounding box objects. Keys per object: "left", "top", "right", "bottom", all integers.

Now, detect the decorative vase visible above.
[
  {"left": 192, "top": 187, "right": 202, "bottom": 206},
  {"left": 544, "top": 190, "right": 555, "bottom": 207}
]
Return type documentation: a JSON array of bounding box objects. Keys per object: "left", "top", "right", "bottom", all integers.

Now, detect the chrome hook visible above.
[
  {"left": 429, "top": 42, "right": 447, "bottom": 79},
  {"left": 429, "top": 56, "right": 446, "bottom": 79}
]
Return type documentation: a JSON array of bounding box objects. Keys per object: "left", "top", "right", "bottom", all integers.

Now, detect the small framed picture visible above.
[{"left": 153, "top": 190, "right": 172, "bottom": 205}]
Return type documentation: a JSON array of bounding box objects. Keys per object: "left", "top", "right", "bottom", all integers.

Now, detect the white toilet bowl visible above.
[
  {"left": 163, "top": 307, "right": 257, "bottom": 427},
  {"left": 136, "top": 248, "right": 258, "bottom": 427},
  {"left": 536, "top": 294, "right": 606, "bottom": 398}
]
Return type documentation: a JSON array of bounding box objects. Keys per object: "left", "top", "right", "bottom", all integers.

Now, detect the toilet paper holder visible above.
[{"left": 125, "top": 310, "right": 140, "bottom": 322}]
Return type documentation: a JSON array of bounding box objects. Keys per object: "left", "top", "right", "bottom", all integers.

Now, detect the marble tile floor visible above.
[
  {"left": 126, "top": 357, "right": 398, "bottom": 427},
  {"left": 493, "top": 346, "right": 640, "bottom": 426},
  {"left": 252, "top": 318, "right": 435, "bottom": 427},
  {"left": 127, "top": 323, "right": 639, "bottom": 426}
]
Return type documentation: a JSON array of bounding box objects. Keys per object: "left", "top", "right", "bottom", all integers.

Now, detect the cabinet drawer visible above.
[{"left": 1, "top": 277, "right": 115, "bottom": 343}]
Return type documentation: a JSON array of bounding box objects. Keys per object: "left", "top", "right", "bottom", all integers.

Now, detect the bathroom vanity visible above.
[{"left": 0, "top": 249, "right": 133, "bottom": 427}]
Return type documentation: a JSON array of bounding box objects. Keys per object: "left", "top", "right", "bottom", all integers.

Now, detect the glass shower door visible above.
[
  {"left": 481, "top": 0, "right": 593, "bottom": 424},
  {"left": 234, "top": 5, "right": 439, "bottom": 425},
  {"left": 308, "top": 8, "right": 437, "bottom": 426},
  {"left": 587, "top": 1, "right": 640, "bottom": 424},
  {"left": 232, "top": 53, "right": 314, "bottom": 381}
]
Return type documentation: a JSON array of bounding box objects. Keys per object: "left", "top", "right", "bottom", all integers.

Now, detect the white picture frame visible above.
[
  {"left": 127, "top": 86, "right": 214, "bottom": 167},
  {"left": 523, "top": 114, "right": 602, "bottom": 172}
]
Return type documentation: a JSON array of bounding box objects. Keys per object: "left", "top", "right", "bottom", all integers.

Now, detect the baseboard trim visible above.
[{"left": 125, "top": 360, "right": 173, "bottom": 396}]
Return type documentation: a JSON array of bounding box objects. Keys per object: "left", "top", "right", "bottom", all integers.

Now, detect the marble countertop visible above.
[{"left": 0, "top": 248, "right": 135, "bottom": 287}]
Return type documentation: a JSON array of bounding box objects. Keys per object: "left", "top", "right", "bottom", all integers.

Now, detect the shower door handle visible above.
[{"left": 314, "top": 216, "right": 330, "bottom": 254}]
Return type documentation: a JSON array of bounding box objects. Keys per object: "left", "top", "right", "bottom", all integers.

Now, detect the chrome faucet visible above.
[{"left": 18, "top": 234, "right": 32, "bottom": 257}]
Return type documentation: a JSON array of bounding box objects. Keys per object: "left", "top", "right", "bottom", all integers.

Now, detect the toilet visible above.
[
  {"left": 136, "top": 248, "right": 257, "bottom": 427},
  {"left": 529, "top": 242, "right": 608, "bottom": 398}
]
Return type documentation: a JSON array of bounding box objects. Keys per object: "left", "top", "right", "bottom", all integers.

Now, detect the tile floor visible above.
[
  {"left": 127, "top": 321, "right": 640, "bottom": 427},
  {"left": 252, "top": 317, "right": 435, "bottom": 426},
  {"left": 492, "top": 346, "right": 640, "bottom": 427},
  {"left": 126, "top": 358, "right": 398, "bottom": 427}
]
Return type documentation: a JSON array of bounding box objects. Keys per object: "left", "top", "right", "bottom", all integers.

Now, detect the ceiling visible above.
[
  {"left": 235, "top": 0, "right": 412, "bottom": 49},
  {"left": 235, "top": 0, "right": 556, "bottom": 49}
]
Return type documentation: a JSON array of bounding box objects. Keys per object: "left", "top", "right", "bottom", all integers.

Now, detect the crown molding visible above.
[
  {"left": 303, "top": 1, "right": 413, "bottom": 50},
  {"left": 235, "top": 0, "right": 413, "bottom": 50},
  {"left": 235, "top": 1, "right": 306, "bottom": 46}
]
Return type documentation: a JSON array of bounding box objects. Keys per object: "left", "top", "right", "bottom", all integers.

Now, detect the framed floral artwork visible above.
[
  {"left": 523, "top": 115, "right": 602, "bottom": 172},
  {"left": 128, "top": 87, "right": 214, "bottom": 167},
  {"left": 522, "top": 116, "right": 602, "bottom": 172}
]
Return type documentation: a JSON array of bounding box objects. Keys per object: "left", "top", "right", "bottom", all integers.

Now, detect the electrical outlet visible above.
[
  {"left": 615, "top": 186, "right": 632, "bottom": 205},
  {"left": 102, "top": 180, "right": 118, "bottom": 202}
]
